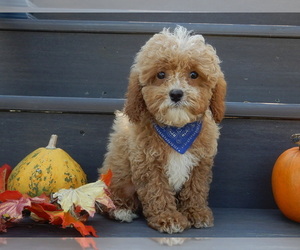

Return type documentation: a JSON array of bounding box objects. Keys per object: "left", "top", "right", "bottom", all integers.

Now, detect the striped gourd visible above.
[{"left": 7, "top": 135, "right": 87, "bottom": 197}]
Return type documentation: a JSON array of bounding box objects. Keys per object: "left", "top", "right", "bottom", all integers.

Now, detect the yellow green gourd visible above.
[{"left": 7, "top": 134, "right": 87, "bottom": 197}]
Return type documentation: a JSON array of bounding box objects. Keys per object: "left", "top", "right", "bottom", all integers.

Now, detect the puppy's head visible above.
[{"left": 125, "top": 26, "right": 226, "bottom": 127}]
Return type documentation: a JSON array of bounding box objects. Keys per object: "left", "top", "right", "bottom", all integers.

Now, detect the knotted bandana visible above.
[{"left": 153, "top": 121, "right": 202, "bottom": 154}]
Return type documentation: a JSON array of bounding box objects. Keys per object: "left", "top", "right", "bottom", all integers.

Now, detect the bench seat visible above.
[{"left": 3, "top": 208, "right": 300, "bottom": 238}]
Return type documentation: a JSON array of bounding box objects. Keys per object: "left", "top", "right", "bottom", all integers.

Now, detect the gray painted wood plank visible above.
[
  {"left": 3, "top": 0, "right": 300, "bottom": 13},
  {"left": 1, "top": 96, "right": 300, "bottom": 119},
  {"left": 0, "top": 28, "right": 299, "bottom": 103},
  {"left": 0, "top": 95, "right": 125, "bottom": 114},
  {"left": 3, "top": 209, "right": 300, "bottom": 238},
  {"left": 89, "top": 208, "right": 300, "bottom": 237},
  {"left": 225, "top": 102, "right": 300, "bottom": 119},
  {"left": 2, "top": 237, "right": 299, "bottom": 250},
  {"left": 2, "top": 19, "right": 300, "bottom": 38},
  {"left": 33, "top": 13, "right": 300, "bottom": 26},
  {"left": 211, "top": 118, "right": 300, "bottom": 209}
]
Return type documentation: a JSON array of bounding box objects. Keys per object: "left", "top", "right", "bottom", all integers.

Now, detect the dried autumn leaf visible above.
[
  {"left": 30, "top": 194, "right": 51, "bottom": 204},
  {"left": 29, "top": 202, "right": 61, "bottom": 222},
  {"left": 0, "top": 164, "right": 12, "bottom": 193},
  {"left": 28, "top": 203, "right": 62, "bottom": 222},
  {"left": 0, "top": 191, "right": 48, "bottom": 205},
  {"left": 0, "top": 190, "right": 98, "bottom": 237},
  {"left": 53, "top": 180, "right": 115, "bottom": 217},
  {"left": 0, "top": 191, "right": 23, "bottom": 202},
  {"left": 60, "top": 212, "right": 98, "bottom": 237},
  {"left": 0, "top": 191, "right": 52, "bottom": 230},
  {"left": 0, "top": 196, "right": 31, "bottom": 221},
  {"left": 95, "top": 194, "right": 115, "bottom": 210},
  {"left": 28, "top": 202, "right": 97, "bottom": 237},
  {"left": 0, "top": 220, "right": 7, "bottom": 233},
  {"left": 100, "top": 169, "right": 112, "bottom": 187}
]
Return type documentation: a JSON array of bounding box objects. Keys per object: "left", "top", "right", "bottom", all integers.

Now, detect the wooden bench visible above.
[{"left": 1, "top": 13, "right": 300, "bottom": 239}]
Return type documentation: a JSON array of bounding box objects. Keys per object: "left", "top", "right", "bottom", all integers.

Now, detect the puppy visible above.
[{"left": 99, "top": 26, "right": 226, "bottom": 234}]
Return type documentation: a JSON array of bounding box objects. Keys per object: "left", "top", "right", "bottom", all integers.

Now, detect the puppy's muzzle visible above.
[{"left": 169, "top": 89, "right": 184, "bottom": 103}]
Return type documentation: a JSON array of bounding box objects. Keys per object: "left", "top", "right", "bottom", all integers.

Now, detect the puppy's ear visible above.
[
  {"left": 124, "top": 68, "right": 147, "bottom": 123},
  {"left": 210, "top": 76, "right": 227, "bottom": 123}
]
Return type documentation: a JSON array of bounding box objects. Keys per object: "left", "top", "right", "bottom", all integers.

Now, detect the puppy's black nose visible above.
[{"left": 169, "top": 89, "right": 184, "bottom": 103}]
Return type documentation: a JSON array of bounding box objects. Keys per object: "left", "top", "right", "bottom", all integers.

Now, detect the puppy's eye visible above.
[
  {"left": 157, "top": 72, "right": 166, "bottom": 79},
  {"left": 190, "top": 71, "right": 199, "bottom": 79}
]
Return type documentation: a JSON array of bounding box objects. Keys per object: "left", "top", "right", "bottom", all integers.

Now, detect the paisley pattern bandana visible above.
[{"left": 153, "top": 121, "right": 202, "bottom": 154}]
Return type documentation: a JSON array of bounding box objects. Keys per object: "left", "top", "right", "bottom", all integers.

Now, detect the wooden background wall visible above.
[{"left": 0, "top": 13, "right": 299, "bottom": 209}]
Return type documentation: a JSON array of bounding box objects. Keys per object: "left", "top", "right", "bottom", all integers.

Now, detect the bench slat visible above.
[
  {"left": 1, "top": 19, "right": 300, "bottom": 38},
  {"left": 1, "top": 28, "right": 299, "bottom": 104},
  {"left": 1, "top": 95, "right": 300, "bottom": 119}
]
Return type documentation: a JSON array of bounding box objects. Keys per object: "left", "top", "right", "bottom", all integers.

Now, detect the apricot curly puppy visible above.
[{"left": 99, "top": 26, "right": 226, "bottom": 234}]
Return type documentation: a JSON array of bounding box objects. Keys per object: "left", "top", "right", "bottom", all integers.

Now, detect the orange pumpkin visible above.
[{"left": 272, "top": 134, "right": 300, "bottom": 222}]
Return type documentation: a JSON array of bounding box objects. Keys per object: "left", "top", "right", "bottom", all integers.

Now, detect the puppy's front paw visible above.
[
  {"left": 147, "top": 211, "right": 191, "bottom": 234},
  {"left": 182, "top": 207, "right": 214, "bottom": 228}
]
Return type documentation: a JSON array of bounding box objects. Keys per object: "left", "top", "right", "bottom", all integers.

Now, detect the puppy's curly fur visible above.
[{"left": 99, "top": 26, "right": 227, "bottom": 234}]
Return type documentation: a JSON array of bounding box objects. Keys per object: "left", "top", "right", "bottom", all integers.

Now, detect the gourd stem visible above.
[
  {"left": 291, "top": 134, "right": 300, "bottom": 151},
  {"left": 46, "top": 134, "right": 58, "bottom": 149}
]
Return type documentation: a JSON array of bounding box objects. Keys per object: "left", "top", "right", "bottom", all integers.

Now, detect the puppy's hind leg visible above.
[
  {"left": 100, "top": 158, "right": 140, "bottom": 222},
  {"left": 99, "top": 115, "right": 140, "bottom": 222},
  {"left": 108, "top": 175, "right": 140, "bottom": 222}
]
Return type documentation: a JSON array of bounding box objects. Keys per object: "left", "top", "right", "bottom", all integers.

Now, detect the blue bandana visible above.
[{"left": 153, "top": 121, "right": 202, "bottom": 154}]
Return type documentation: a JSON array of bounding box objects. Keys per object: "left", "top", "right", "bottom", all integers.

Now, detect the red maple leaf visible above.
[
  {"left": 0, "top": 196, "right": 31, "bottom": 221},
  {"left": 61, "top": 212, "right": 98, "bottom": 237},
  {"left": 100, "top": 169, "right": 112, "bottom": 187},
  {"left": 28, "top": 203, "right": 98, "bottom": 237},
  {"left": 0, "top": 191, "right": 50, "bottom": 222},
  {"left": 0, "top": 190, "right": 23, "bottom": 202},
  {"left": 0, "top": 173, "right": 100, "bottom": 237},
  {"left": 0, "top": 164, "right": 12, "bottom": 193}
]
